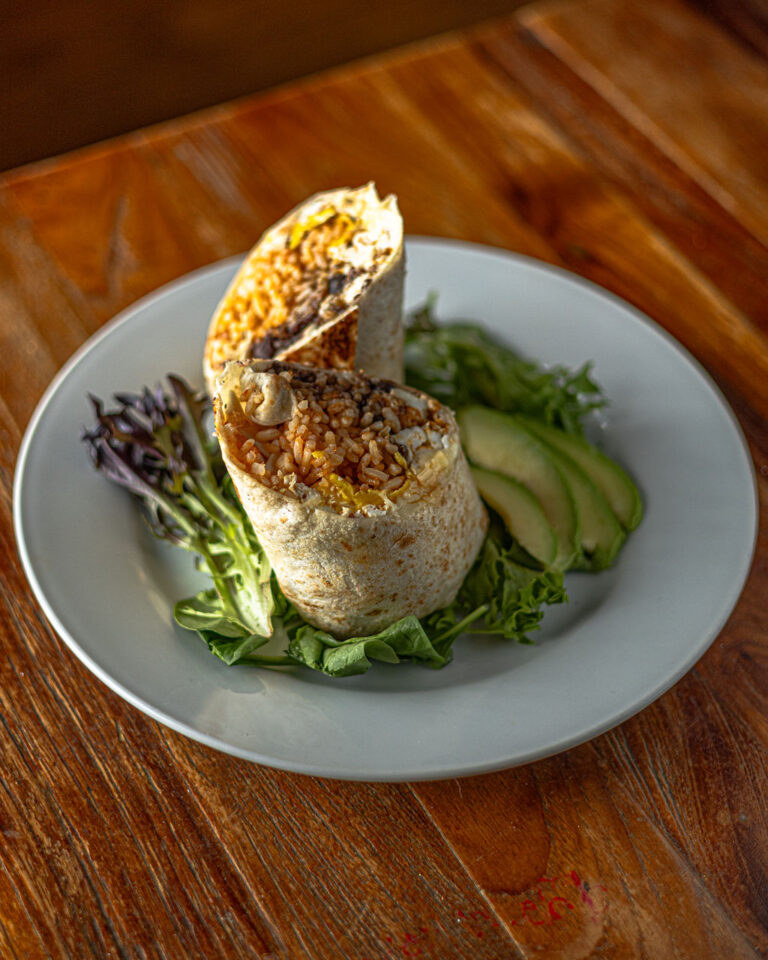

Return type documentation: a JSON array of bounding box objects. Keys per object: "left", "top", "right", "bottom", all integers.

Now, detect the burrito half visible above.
[
  {"left": 204, "top": 183, "right": 404, "bottom": 395},
  {"left": 215, "top": 360, "right": 487, "bottom": 638}
]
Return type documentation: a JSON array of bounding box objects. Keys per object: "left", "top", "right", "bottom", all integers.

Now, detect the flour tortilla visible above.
[
  {"left": 214, "top": 361, "right": 487, "bottom": 638},
  {"left": 204, "top": 183, "right": 404, "bottom": 395}
]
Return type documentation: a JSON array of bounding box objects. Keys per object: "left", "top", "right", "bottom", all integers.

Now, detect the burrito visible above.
[
  {"left": 214, "top": 360, "right": 488, "bottom": 638},
  {"left": 204, "top": 183, "right": 404, "bottom": 395}
]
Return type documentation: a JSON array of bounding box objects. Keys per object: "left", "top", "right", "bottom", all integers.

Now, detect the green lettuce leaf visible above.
[
  {"left": 175, "top": 585, "right": 296, "bottom": 667},
  {"left": 200, "top": 630, "right": 271, "bottom": 666},
  {"left": 287, "top": 615, "right": 450, "bottom": 677},
  {"left": 85, "top": 378, "right": 277, "bottom": 639},
  {"left": 459, "top": 524, "right": 567, "bottom": 642},
  {"left": 175, "top": 588, "right": 252, "bottom": 638}
]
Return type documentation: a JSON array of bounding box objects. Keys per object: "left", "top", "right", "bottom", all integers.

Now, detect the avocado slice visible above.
[
  {"left": 458, "top": 406, "right": 579, "bottom": 570},
  {"left": 517, "top": 416, "right": 643, "bottom": 531},
  {"left": 520, "top": 431, "right": 626, "bottom": 570},
  {"left": 470, "top": 466, "right": 557, "bottom": 568}
]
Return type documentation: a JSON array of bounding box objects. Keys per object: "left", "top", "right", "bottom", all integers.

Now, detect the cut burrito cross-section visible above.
[
  {"left": 204, "top": 183, "right": 404, "bottom": 394},
  {"left": 215, "top": 360, "right": 488, "bottom": 638}
]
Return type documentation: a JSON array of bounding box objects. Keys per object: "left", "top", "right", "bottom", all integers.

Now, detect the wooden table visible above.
[{"left": 2, "top": 0, "right": 766, "bottom": 956}]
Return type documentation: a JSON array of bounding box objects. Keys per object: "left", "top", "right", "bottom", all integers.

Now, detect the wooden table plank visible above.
[
  {"left": 157, "top": 738, "right": 527, "bottom": 960},
  {"left": 1, "top": 1, "right": 766, "bottom": 957},
  {"left": 415, "top": 754, "right": 762, "bottom": 959},
  {"left": 3, "top": 149, "right": 224, "bottom": 328},
  {"left": 690, "top": 0, "right": 768, "bottom": 60},
  {"left": 0, "top": 191, "right": 95, "bottom": 431},
  {"left": 518, "top": 0, "right": 768, "bottom": 245},
  {"left": 475, "top": 20, "right": 768, "bottom": 331}
]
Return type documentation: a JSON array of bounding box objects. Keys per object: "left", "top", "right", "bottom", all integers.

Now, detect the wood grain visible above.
[
  {"left": 0, "top": 518, "right": 521, "bottom": 959},
  {"left": 1, "top": 0, "right": 767, "bottom": 956},
  {"left": 476, "top": 17, "right": 768, "bottom": 333},
  {"left": 0, "top": 0, "right": 528, "bottom": 172},
  {"left": 520, "top": 0, "right": 768, "bottom": 245},
  {"left": 691, "top": 0, "right": 768, "bottom": 60}
]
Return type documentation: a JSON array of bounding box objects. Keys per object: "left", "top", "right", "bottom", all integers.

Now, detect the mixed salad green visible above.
[{"left": 83, "top": 302, "right": 637, "bottom": 678}]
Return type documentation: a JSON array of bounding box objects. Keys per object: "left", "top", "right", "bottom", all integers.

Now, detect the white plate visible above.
[{"left": 14, "top": 239, "right": 757, "bottom": 781}]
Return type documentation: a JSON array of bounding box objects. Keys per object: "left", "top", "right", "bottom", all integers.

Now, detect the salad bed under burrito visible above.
[{"left": 82, "top": 300, "right": 634, "bottom": 678}]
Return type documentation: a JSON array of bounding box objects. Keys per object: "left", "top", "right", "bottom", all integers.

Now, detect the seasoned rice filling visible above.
[
  {"left": 207, "top": 207, "right": 393, "bottom": 374},
  {"left": 217, "top": 362, "right": 453, "bottom": 513}
]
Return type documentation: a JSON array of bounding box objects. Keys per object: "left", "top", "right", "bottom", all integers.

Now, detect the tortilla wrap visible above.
[
  {"left": 215, "top": 360, "right": 487, "bottom": 638},
  {"left": 204, "top": 183, "right": 404, "bottom": 395}
]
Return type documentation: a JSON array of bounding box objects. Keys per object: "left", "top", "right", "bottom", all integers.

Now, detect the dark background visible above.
[
  {"left": 1, "top": 0, "right": 526, "bottom": 172},
  {"left": 1, "top": 0, "right": 762, "bottom": 173}
]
